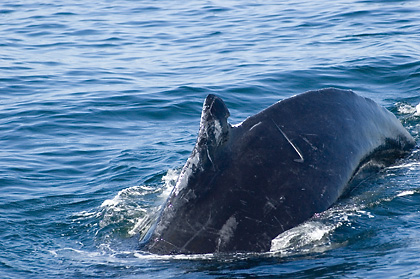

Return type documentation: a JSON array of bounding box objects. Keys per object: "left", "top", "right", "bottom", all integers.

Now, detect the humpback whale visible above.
[{"left": 142, "top": 88, "right": 415, "bottom": 255}]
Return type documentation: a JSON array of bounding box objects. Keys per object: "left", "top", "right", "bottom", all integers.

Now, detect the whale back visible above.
[{"left": 143, "top": 88, "right": 415, "bottom": 255}]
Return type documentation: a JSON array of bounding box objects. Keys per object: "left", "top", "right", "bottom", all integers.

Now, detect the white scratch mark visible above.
[
  {"left": 272, "top": 120, "right": 304, "bottom": 163},
  {"left": 249, "top": 121, "right": 262, "bottom": 132},
  {"left": 216, "top": 215, "right": 238, "bottom": 251}
]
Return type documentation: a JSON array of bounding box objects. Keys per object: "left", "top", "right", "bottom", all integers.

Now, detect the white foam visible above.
[
  {"left": 388, "top": 161, "right": 420, "bottom": 170},
  {"left": 101, "top": 186, "right": 156, "bottom": 209},
  {"left": 161, "top": 168, "right": 179, "bottom": 199},
  {"left": 73, "top": 210, "right": 97, "bottom": 218},
  {"left": 397, "top": 190, "right": 416, "bottom": 197},
  {"left": 416, "top": 103, "right": 420, "bottom": 116},
  {"left": 397, "top": 103, "right": 416, "bottom": 114},
  {"left": 269, "top": 201, "right": 378, "bottom": 255},
  {"left": 133, "top": 251, "right": 215, "bottom": 261},
  {"left": 99, "top": 186, "right": 150, "bottom": 235},
  {"left": 97, "top": 169, "right": 181, "bottom": 238},
  {"left": 270, "top": 221, "right": 336, "bottom": 254},
  {"left": 49, "top": 247, "right": 104, "bottom": 259},
  {"left": 396, "top": 102, "right": 420, "bottom": 115}
]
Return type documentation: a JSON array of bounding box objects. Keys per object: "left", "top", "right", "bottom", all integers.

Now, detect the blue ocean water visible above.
[{"left": 1, "top": 0, "right": 420, "bottom": 278}]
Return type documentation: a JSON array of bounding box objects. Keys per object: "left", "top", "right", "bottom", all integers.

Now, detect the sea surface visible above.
[{"left": 1, "top": 0, "right": 420, "bottom": 278}]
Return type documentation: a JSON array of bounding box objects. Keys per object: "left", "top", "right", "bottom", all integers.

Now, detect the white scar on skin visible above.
[{"left": 272, "top": 120, "right": 304, "bottom": 163}]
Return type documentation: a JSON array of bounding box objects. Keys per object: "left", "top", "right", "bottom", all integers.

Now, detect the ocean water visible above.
[{"left": 1, "top": 0, "right": 420, "bottom": 278}]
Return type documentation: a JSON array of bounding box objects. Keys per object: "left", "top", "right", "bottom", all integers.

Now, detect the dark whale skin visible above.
[{"left": 142, "top": 88, "right": 415, "bottom": 255}]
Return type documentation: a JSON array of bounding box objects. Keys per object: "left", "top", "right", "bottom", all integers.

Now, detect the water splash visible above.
[
  {"left": 269, "top": 204, "right": 375, "bottom": 256},
  {"left": 69, "top": 169, "right": 180, "bottom": 256},
  {"left": 101, "top": 170, "right": 177, "bottom": 230},
  {"left": 396, "top": 103, "right": 418, "bottom": 115}
]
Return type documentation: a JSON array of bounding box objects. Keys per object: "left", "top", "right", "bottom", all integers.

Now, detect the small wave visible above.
[
  {"left": 269, "top": 203, "right": 375, "bottom": 256},
  {"left": 100, "top": 185, "right": 158, "bottom": 208},
  {"left": 49, "top": 247, "right": 104, "bottom": 259},
  {"left": 99, "top": 186, "right": 156, "bottom": 238},
  {"left": 388, "top": 161, "right": 420, "bottom": 171},
  {"left": 397, "top": 190, "right": 416, "bottom": 197},
  {"left": 68, "top": 169, "right": 180, "bottom": 258},
  {"left": 98, "top": 168, "right": 179, "bottom": 236},
  {"left": 161, "top": 168, "right": 180, "bottom": 199},
  {"left": 396, "top": 102, "right": 420, "bottom": 116},
  {"left": 270, "top": 221, "right": 337, "bottom": 254},
  {"left": 397, "top": 103, "right": 417, "bottom": 115},
  {"left": 85, "top": 168, "right": 180, "bottom": 256}
]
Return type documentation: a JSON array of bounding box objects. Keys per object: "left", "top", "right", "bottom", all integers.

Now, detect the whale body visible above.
[{"left": 142, "top": 88, "right": 415, "bottom": 255}]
